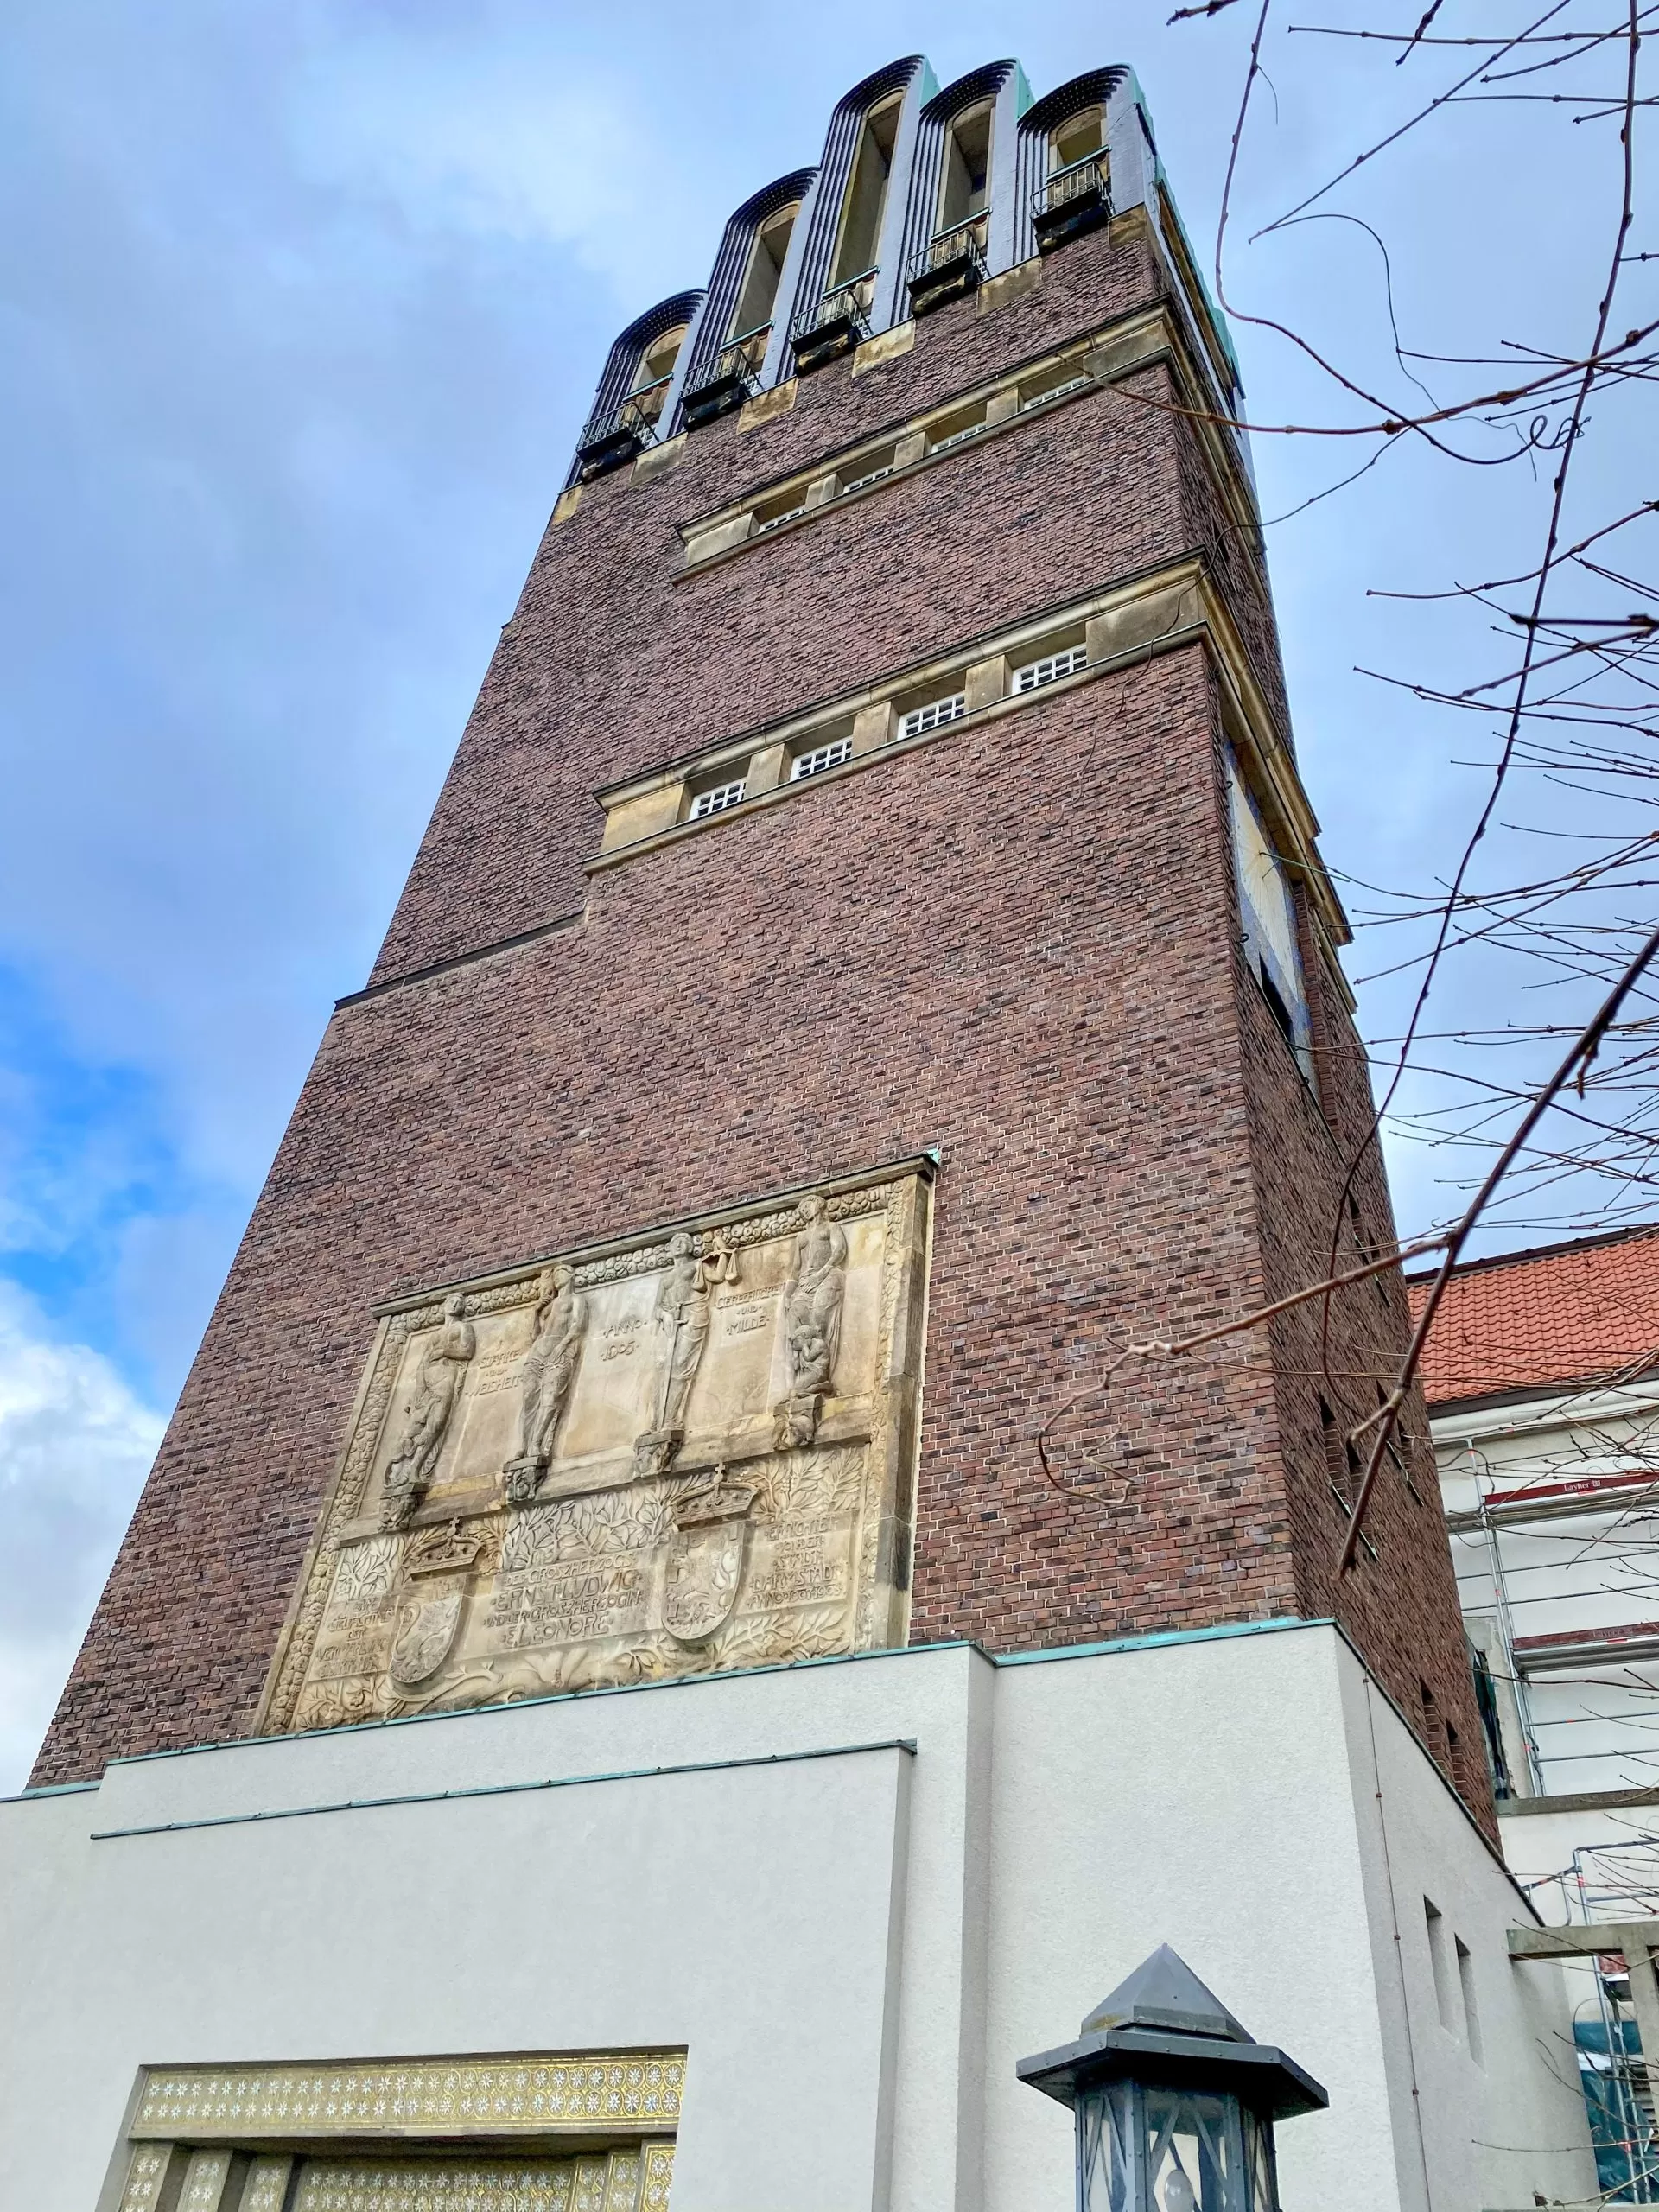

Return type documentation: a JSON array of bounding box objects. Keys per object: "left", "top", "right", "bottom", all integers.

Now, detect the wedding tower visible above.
[{"left": 4, "top": 57, "right": 1597, "bottom": 2212}]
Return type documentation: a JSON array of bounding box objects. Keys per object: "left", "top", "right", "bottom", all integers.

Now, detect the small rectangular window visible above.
[
  {"left": 790, "top": 737, "right": 854, "bottom": 782},
  {"left": 689, "top": 776, "right": 747, "bottom": 820},
  {"left": 900, "top": 691, "right": 966, "bottom": 740},
  {"left": 752, "top": 488, "right": 808, "bottom": 536},
  {"left": 1020, "top": 363, "right": 1092, "bottom": 410},
  {"left": 839, "top": 453, "right": 896, "bottom": 495},
  {"left": 1014, "top": 645, "right": 1088, "bottom": 692},
  {"left": 927, "top": 404, "right": 988, "bottom": 454}
]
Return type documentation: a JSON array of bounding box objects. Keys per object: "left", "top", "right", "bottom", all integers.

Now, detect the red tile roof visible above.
[{"left": 1408, "top": 1224, "right": 1659, "bottom": 1408}]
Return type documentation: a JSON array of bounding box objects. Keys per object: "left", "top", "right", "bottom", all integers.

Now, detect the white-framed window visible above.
[
  {"left": 689, "top": 776, "right": 747, "bottom": 819},
  {"left": 1014, "top": 645, "right": 1088, "bottom": 692},
  {"left": 899, "top": 691, "right": 966, "bottom": 740},
  {"left": 840, "top": 458, "right": 895, "bottom": 494},
  {"left": 790, "top": 736, "right": 854, "bottom": 782},
  {"left": 1020, "top": 368, "right": 1090, "bottom": 410},
  {"left": 928, "top": 411, "right": 987, "bottom": 454},
  {"left": 752, "top": 491, "right": 808, "bottom": 536}
]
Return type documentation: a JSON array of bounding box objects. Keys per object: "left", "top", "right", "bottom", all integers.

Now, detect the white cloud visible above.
[{"left": 0, "top": 1284, "right": 162, "bottom": 1794}]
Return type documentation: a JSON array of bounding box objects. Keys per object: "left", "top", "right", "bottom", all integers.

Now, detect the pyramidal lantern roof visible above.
[
  {"left": 1016, "top": 1946, "right": 1328, "bottom": 2122},
  {"left": 1080, "top": 1944, "right": 1254, "bottom": 2044}
]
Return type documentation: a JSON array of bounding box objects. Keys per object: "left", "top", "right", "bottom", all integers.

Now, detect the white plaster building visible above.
[
  {"left": 0, "top": 1623, "right": 1601, "bottom": 2211},
  {"left": 1422, "top": 1225, "right": 1659, "bottom": 2196}
]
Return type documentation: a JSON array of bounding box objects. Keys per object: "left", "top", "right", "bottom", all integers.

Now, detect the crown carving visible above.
[{"left": 404, "top": 1518, "right": 485, "bottom": 1577}]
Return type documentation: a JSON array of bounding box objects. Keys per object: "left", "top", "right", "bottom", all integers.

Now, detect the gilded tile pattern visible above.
[
  {"left": 640, "top": 2145, "right": 673, "bottom": 2212},
  {"left": 134, "top": 2056, "right": 683, "bottom": 2140},
  {"left": 118, "top": 2147, "right": 172, "bottom": 2212},
  {"left": 242, "top": 2158, "right": 295, "bottom": 2212},
  {"left": 181, "top": 2151, "right": 232, "bottom": 2209},
  {"left": 289, "top": 2148, "right": 664, "bottom": 2212}
]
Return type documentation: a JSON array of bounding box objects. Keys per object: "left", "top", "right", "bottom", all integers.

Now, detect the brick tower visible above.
[
  {"left": 9, "top": 58, "right": 1598, "bottom": 2212},
  {"left": 32, "top": 54, "right": 1479, "bottom": 1807}
]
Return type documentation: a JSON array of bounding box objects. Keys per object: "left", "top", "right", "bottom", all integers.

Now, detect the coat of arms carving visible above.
[
  {"left": 661, "top": 1467, "right": 755, "bottom": 1643},
  {"left": 258, "top": 1163, "right": 934, "bottom": 1736},
  {"left": 388, "top": 1588, "right": 466, "bottom": 1687}
]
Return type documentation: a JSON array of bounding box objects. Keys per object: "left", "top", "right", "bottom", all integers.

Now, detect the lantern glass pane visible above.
[
  {"left": 1077, "top": 2079, "right": 1140, "bottom": 2212},
  {"left": 1242, "top": 2107, "right": 1278, "bottom": 2212},
  {"left": 1144, "top": 2088, "right": 1249, "bottom": 2212}
]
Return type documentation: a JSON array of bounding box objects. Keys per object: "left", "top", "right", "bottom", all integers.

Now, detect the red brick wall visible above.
[
  {"left": 32, "top": 216, "right": 1490, "bottom": 1829},
  {"left": 369, "top": 222, "right": 1186, "bottom": 983}
]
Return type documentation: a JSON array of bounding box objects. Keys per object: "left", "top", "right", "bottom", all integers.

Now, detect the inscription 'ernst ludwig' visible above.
[{"left": 258, "top": 1165, "right": 932, "bottom": 1735}]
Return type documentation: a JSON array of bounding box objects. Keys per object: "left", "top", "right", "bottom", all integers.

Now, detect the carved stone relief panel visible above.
[{"left": 259, "top": 1163, "right": 932, "bottom": 1734}]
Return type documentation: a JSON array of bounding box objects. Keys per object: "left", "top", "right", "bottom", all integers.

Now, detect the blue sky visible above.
[{"left": 1, "top": 0, "right": 1649, "bottom": 1788}]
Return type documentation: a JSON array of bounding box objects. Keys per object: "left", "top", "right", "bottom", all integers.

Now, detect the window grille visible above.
[
  {"left": 1013, "top": 645, "right": 1088, "bottom": 692},
  {"left": 840, "top": 461, "right": 894, "bottom": 495},
  {"left": 928, "top": 416, "right": 986, "bottom": 454},
  {"left": 753, "top": 501, "right": 807, "bottom": 536},
  {"left": 899, "top": 692, "right": 966, "bottom": 740},
  {"left": 689, "top": 777, "right": 747, "bottom": 819},
  {"left": 1020, "top": 373, "right": 1090, "bottom": 410},
  {"left": 790, "top": 737, "right": 854, "bottom": 782}
]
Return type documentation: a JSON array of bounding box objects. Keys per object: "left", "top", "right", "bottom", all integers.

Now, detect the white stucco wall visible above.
[
  {"left": 0, "top": 1623, "right": 1598, "bottom": 2212},
  {"left": 1438, "top": 1381, "right": 1659, "bottom": 1801}
]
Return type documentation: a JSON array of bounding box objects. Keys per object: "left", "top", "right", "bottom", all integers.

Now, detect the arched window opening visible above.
[
  {"left": 938, "top": 102, "right": 993, "bottom": 233},
  {"left": 626, "top": 324, "right": 687, "bottom": 427},
  {"left": 1050, "top": 105, "right": 1103, "bottom": 176},
  {"left": 729, "top": 204, "right": 799, "bottom": 362},
  {"left": 830, "top": 93, "right": 903, "bottom": 293},
  {"left": 1031, "top": 98, "right": 1111, "bottom": 257}
]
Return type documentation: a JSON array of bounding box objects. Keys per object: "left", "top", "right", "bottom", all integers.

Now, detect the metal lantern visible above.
[{"left": 1016, "top": 1945, "right": 1327, "bottom": 2212}]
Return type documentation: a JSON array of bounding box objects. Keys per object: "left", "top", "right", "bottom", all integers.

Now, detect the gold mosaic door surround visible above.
[{"left": 111, "top": 2054, "right": 682, "bottom": 2212}]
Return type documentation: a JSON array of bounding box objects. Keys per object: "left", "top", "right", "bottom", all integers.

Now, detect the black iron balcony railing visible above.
[
  {"left": 718, "top": 321, "right": 772, "bottom": 381},
  {"left": 575, "top": 374, "right": 671, "bottom": 479},
  {"left": 682, "top": 323, "right": 771, "bottom": 429},
  {"left": 1033, "top": 154, "right": 1111, "bottom": 254},
  {"left": 789, "top": 270, "right": 875, "bottom": 372},
  {"left": 623, "top": 372, "right": 674, "bottom": 429},
  {"left": 907, "top": 213, "right": 989, "bottom": 315}
]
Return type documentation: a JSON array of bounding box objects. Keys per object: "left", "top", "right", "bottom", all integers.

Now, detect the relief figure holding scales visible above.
[
  {"left": 633, "top": 1230, "right": 735, "bottom": 1477},
  {"left": 504, "top": 1264, "right": 587, "bottom": 1503}
]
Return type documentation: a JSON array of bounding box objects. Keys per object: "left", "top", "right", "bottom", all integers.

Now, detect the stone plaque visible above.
[{"left": 259, "top": 1164, "right": 931, "bottom": 1733}]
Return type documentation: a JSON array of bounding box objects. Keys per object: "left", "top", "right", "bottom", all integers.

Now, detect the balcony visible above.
[
  {"left": 789, "top": 271, "right": 874, "bottom": 374},
  {"left": 906, "top": 215, "right": 988, "bottom": 318},
  {"left": 1033, "top": 154, "right": 1111, "bottom": 255},
  {"left": 681, "top": 325, "right": 770, "bottom": 430},
  {"left": 574, "top": 378, "right": 670, "bottom": 480}
]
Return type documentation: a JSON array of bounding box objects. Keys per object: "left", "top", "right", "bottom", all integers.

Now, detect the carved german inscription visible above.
[{"left": 259, "top": 1164, "right": 931, "bottom": 1734}]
